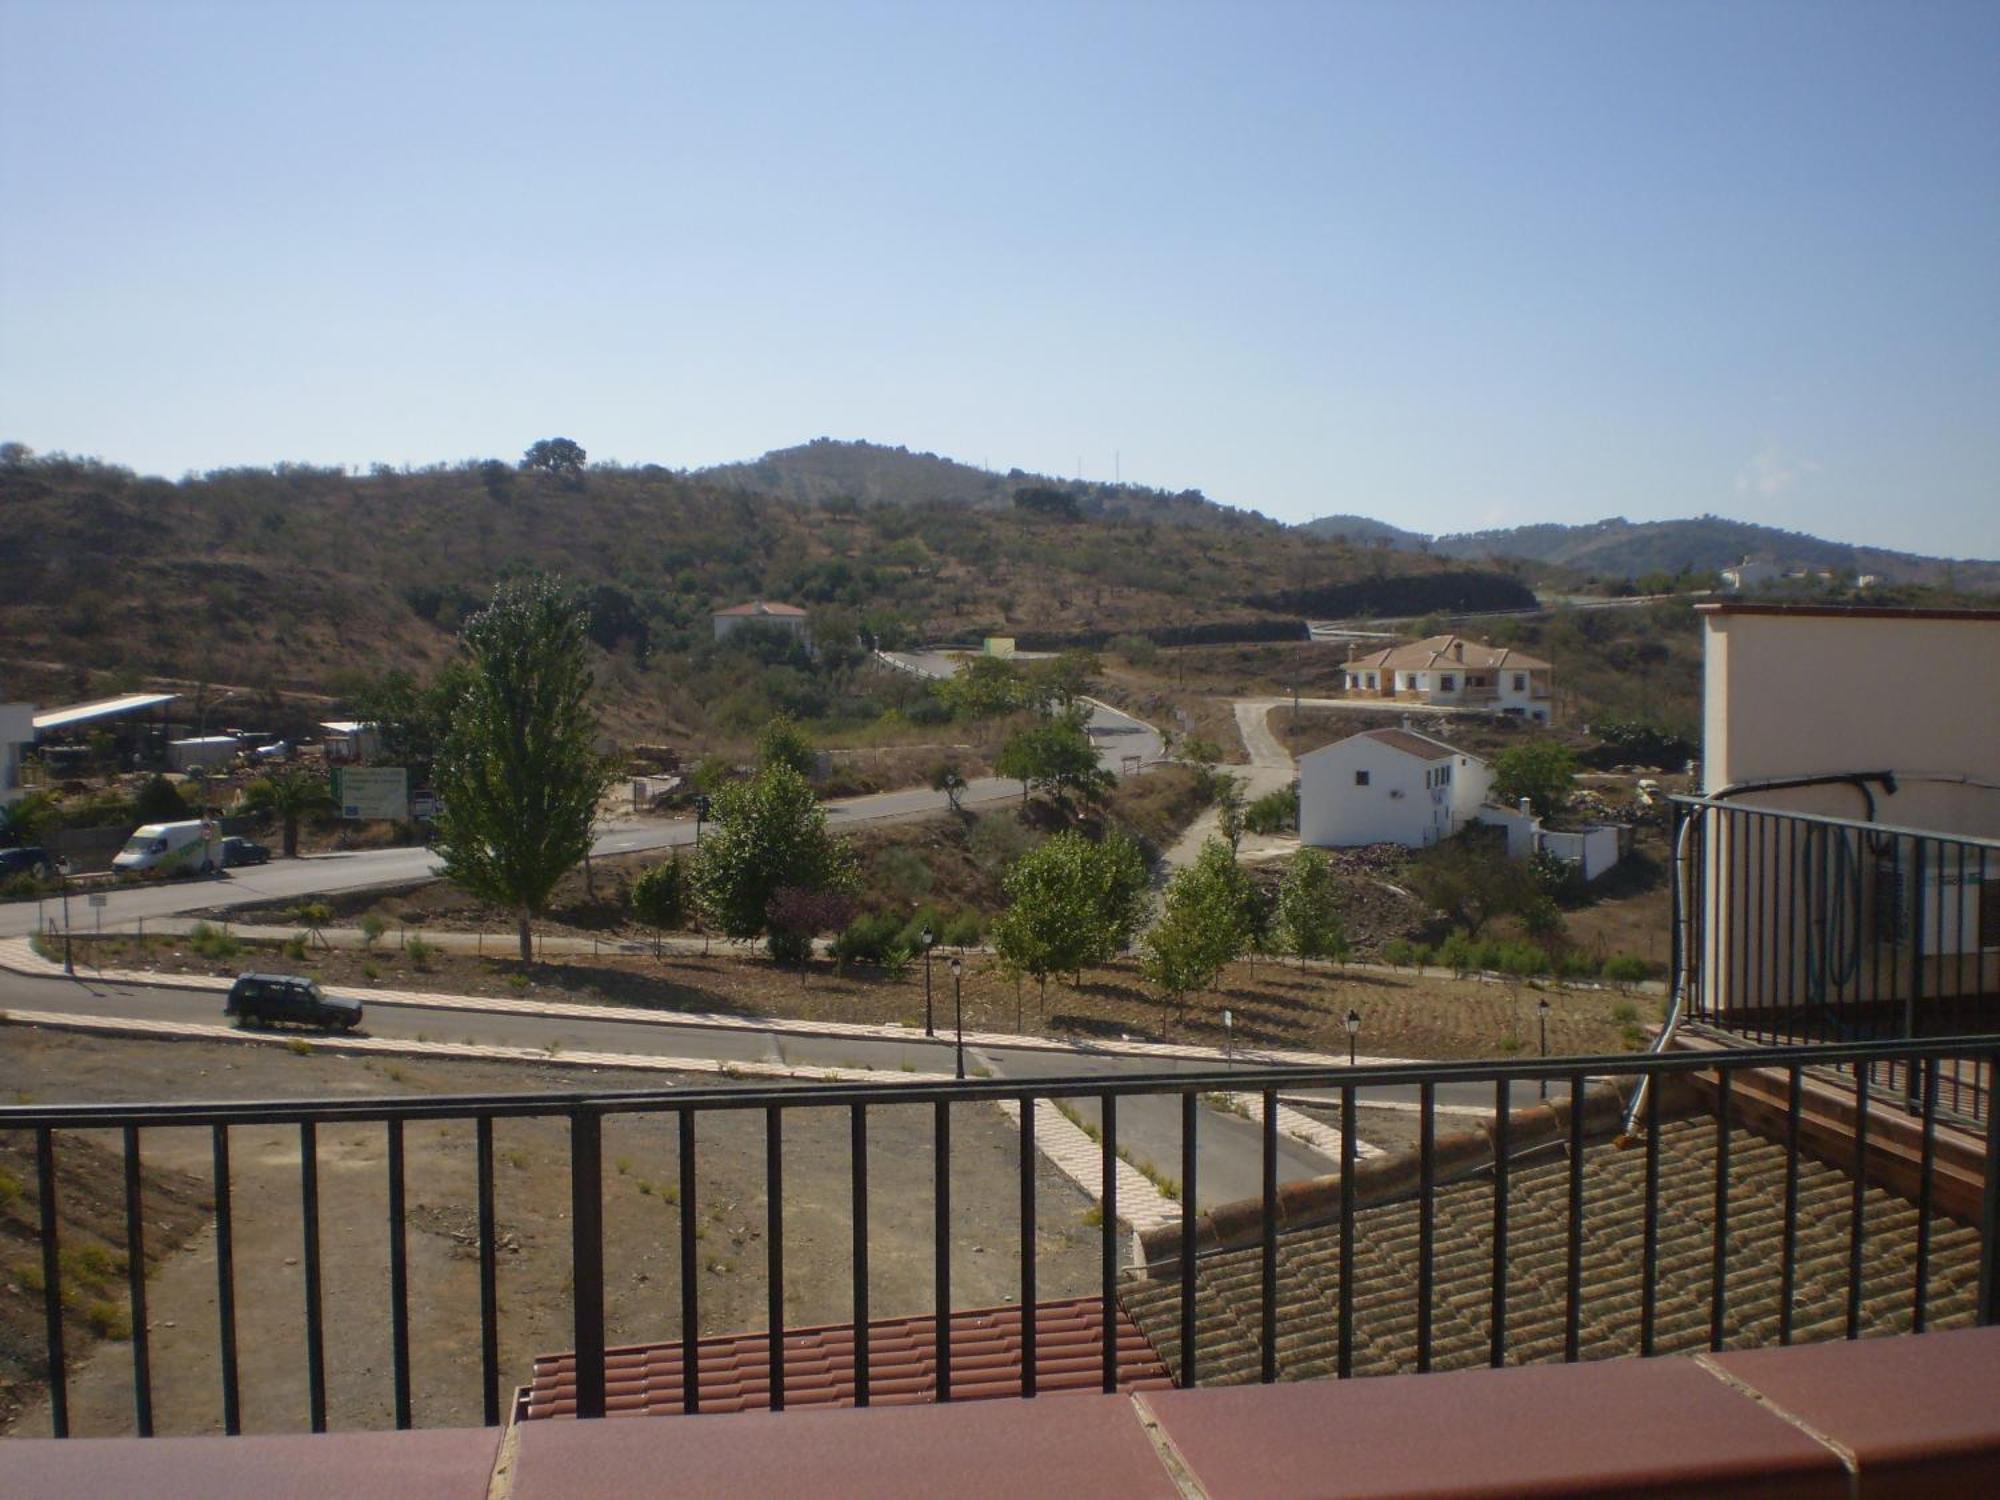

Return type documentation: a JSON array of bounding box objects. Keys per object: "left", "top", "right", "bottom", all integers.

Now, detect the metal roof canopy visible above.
[{"left": 32, "top": 692, "right": 179, "bottom": 734}]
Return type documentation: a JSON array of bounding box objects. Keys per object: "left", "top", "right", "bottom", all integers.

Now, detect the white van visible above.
[{"left": 113, "top": 820, "right": 219, "bottom": 876}]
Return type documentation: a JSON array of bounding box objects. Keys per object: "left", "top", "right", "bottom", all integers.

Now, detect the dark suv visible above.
[
  {"left": 0, "top": 846, "right": 57, "bottom": 880},
  {"left": 225, "top": 973, "right": 362, "bottom": 1032}
]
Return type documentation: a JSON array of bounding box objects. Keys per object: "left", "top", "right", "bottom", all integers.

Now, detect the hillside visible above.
[
  {"left": 1295, "top": 511, "right": 2000, "bottom": 590},
  {"left": 699, "top": 437, "right": 1264, "bottom": 530},
  {"left": 0, "top": 447, "right": 1518, "bottom": 744}
]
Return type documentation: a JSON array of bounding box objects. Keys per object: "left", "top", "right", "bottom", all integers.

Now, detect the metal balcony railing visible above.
[
  {"left": 1670, "top": 795, "right": 2000, "bottom": 1124},
  {"left": 4, "top": 1038, "right": 1997, "bottom": 1441}
]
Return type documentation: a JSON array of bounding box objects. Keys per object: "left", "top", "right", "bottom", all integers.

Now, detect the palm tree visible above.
[{"left": 243, "top": 767, "right": 330, "bottom": 858}]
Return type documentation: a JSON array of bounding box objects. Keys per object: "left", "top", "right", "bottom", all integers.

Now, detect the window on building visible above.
[
  {"left": 1440, "top": 675, "right": 1456, "bottom": 691},
  {"left": 1513, "top": 673, "right": 1527, "bottom": 691},
  {"left": 1355, "top": 770, "right": 1370, "bottom": 787},
  {"left": 1440, "top": 764, "right": 1451, "bottom": 784}
]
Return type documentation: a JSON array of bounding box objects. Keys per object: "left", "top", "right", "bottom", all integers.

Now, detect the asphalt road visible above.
[
  {"left": 0, "top": 690, "right": 1161, "bottom": 943},
  {"left": 0, "top": 964, "right": 1368, "bottom": 1210}
]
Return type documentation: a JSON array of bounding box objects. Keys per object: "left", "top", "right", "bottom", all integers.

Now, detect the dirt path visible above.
[
  {"left": 1159, "top": 701, "right": 1300, "bottom": 873},
  {"left": 2, "top": 1031, "right": 1108, "bottom": 1438}
]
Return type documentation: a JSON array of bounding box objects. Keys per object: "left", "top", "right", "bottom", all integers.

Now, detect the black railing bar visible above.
[
  {"left": 1639, "top": 1070, "right": 1661, "bottom": 1358},
  {"left": 301, "top": 1120, "right": 327, "bottom": 1433},
  {"left": 1258, "top": 1088, "right": 1277, "bottom": 1386},
  {"left": 852, "top": 1102, "right": 871, "bottom": 1408},
  {"left": 1562, "top": 1075, "right": 1584, "bottom": 1364},
  {"left": 767, "top": 1105, "right": 784, "bottom": 1413},
  {"left": 1416, "top": 1080, "right": 1435, "bottom": 1374},
  {"left": 1668, "top": 794, "right": 2000, "bottom": 852},
  {"left": 387, "top": 1118, "right": 412, "bottom": 1429},
  {"left": 568, "top": 1108, "right": 605, "bottom": 1420},
  {"left": 677, "top": 1109, "right": 699, "bottom": 1415},
  {"left": 1914, "top": 1059, "right": 1936, "bottom": 1334},
  {"left": 1710, "top": 1070, "right": 1730, "bottom": 1353},
  {"left": 1488, "top": 1077, "right": 1509, "bottom": 1370},
  {"left": 1976, "top": 1049, "right": 1999, "bottom": 1328},
  {"left": 213, "top": 1124, "right": 240, "bottom": 1435},
  {"left": 5, "top": 1038, "right": 1991, "bottom": 1129},
  {"left": 1846, "top": 1072, "right": 1868, "bottom": 1340},
  {"left": 37, "top": 1126, "right": 67, "bottom": 1439},
  {"left": 1019, "top": 1097, "right": 1036, "bottom": 1398},
  {"left": 1337, "top": 1086, "right": 1355, "bottom": 1380},
  {"left": 1102, "top": 1092, "right": 1120, "bottom": 1395},
  {"left": 122, "top": 1124, "right": 152, "bottom": 1438},
  {"left": 475, "top": 1116, "right": 500, "bottom": 1428},
  {"left": 1177, "top": 1091, "right": 1195, "bottom": 1389},
  {"left": 933, "top": 1099, "right": 951, "bottom": 1403}
]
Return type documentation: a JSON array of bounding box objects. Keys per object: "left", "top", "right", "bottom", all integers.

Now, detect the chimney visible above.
[
  {"left": 1453, "top": 640, "right": 1465, "bottom": 663},
  {"left": 1519, "top": 797, "right": 1534, "bottom": 819}
]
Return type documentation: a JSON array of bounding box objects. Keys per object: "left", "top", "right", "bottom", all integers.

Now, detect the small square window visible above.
[
  {"left": 1513, "top": 673, "right": 1526, "bottom": 691},
  {"left": 1355, "top": 770, "right": 1370, "bottom": 787}
]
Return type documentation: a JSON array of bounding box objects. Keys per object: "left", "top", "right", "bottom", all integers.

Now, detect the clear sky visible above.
[{"left": 3, "top": 0, "right": 1995, "bottom": 556}]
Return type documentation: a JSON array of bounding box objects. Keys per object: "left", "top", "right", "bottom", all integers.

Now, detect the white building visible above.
[
  {"left": 320, "top": 721, "right": 381, "bottom": 765},
  {"left": 1341, "top": 636, "right": 1553, "bottom": 722},
  {"left": 1719, "top": 559, "right": 1781, "bottom": 592},
  {"left": 1298, "top": 728, "right": 1493, "bottom": 849},
  {"left": 712, "top": 600, "right": 809, "bottom": 643},
  {"left": 0, "top": 700, "right": 33, "bottom": 807}
]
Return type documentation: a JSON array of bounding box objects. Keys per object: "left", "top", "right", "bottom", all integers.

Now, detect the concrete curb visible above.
[
  {"left": 0, "top": 937, "right": 1420, "bottom": 1073},
  {"left": 1216, "top": 1091, "right": 1386, "bottom": 1162},
  {"left": 992, "top": 1097, "right": 1180, "bottom": 1236}
]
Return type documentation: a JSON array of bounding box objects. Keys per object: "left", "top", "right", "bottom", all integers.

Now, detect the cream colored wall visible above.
[{"left": 1705, "top": 612, "right": 2000, "bottom": 839}]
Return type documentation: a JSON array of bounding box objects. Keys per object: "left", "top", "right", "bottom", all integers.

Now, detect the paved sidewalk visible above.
[{"left": 0, "top": 936, "right": 1421, "bottom": 1071}]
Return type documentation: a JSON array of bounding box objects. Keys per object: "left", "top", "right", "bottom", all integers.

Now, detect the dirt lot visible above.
[{"left": 0, "top": 1030, "right": 1105, "bottom": 1438}]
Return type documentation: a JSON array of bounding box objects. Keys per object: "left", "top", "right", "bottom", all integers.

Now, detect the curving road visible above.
[{"left": 0, "top": 690, "right": 1162, "bottom": 944}]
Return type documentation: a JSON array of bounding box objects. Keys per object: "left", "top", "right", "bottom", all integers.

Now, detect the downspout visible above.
[{"left": 1618, "top": 770, "right": 1899, "bottom": 1144}]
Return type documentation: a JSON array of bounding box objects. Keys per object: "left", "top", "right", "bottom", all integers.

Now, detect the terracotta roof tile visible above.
[{"left": 521, "top": 1296, "right": 1173, "bottom": 1420}]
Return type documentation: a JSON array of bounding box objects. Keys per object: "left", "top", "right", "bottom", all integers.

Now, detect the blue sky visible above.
[{"left": 3, "top": 0, "right": 1995, "bottom": 556}]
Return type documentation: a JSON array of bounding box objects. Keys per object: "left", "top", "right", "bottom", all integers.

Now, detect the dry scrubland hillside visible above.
[{"left": 1, "top": 449, "right": 1531, "bottom": 741}]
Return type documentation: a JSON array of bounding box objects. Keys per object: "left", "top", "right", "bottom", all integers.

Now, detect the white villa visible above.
[
  {"left": 1341, "top": 635, "right": 1553, "bottom": 722},
  {"left": 1298, "top": 727, "right": 1493, "bottom": 849},
  {"left": 712, "top": 600, "right": 810, "bottom": 643}
]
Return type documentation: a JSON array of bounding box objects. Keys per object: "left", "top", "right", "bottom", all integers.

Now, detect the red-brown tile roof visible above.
[
  {"left": 519, "top": 1296, "right": 1174, "bottom": 1420},
  {"left": 1355, "top": 726, "right": 1462, "bottom": 761}
]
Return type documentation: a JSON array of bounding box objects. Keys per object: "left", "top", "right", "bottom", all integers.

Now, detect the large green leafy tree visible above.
[
  {"left": 991, "top": 831, "right": 1146, "bottom": 1011},
  {"left": 1492, "top": 741, "right": 1578, "bottom": 821},
  {"left": 1276, "top": 847, "right": 1348, "bottom": 967},
  {"left": 690, "top": 762, "right": 857, "bottom": 959},
  {"left": 1142, "top": 839, "right": 1253, "bottom": 1017},
  {"left": 995, "top": 713, "right": 1113, "bottom": 810},
  {"left": 432, "top": 575, "right": 612, "bottom": 960}
]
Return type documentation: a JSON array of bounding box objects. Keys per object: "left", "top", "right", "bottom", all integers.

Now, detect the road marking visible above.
[{"left": 1216, "top": 1090, "right": 1385, "bottom": 1161}]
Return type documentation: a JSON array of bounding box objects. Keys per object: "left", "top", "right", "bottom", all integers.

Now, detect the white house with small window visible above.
[
  {"left": 1298, "top": 728, "right": 1494, "bottom": 849},
  {"left": 1342, "top": 636, "right": 1553, "bottom": 721}
]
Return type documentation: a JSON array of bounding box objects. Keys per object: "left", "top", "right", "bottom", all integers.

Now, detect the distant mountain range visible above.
[
  {"left": 701, "top": 440, "right": 1996, "bottom": 590},
  {"left": 1302, "top": 513, "right": 1999, "bottom": 590}
]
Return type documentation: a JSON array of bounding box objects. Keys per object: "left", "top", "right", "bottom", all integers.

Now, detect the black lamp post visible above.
[
  {"left": 57, "top": 857, "right": 74, "bottom": 976},
  {"left": 1344, "top": 1009, "right": 1360, "bottom": 1067},
  {"left": 1537, "top": 996, "right": 1551, "bottom": 1100},
  {"left": 950, "top": 955, "right": 965, "bottom": 1080},
  {"left": 921, "top": 928, "right": 936, "bottom": 1037}
]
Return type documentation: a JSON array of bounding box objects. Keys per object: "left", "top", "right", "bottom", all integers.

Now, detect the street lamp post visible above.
[
  {"left": 1222, "top": 1008, "right": 1233, "bottom": 1065},
  {"left": 920, "top": 928, "right": 936, "bottom": 1038},
  {"left": 57, "top": 857, "right": 74, "bottom": 976},
  {"left": 1345, "top": 1009, "right": 1360, "bottom": 1068},
  {"left": 1537, "top": 997, "right": 1551, "bottom": 1100},
  {"left": 950, "top": 956, "right": 965, "bottom": 1080}
]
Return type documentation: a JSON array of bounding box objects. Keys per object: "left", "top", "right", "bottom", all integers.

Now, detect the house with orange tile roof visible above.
[{"left": 1342, "top": 634, "right": 1553, "bottom": 721}]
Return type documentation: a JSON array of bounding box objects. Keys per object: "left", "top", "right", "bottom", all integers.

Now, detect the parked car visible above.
[
  {"left": 220, "top": 836, "right": 270, "bottom": 867},
  {"left": 224, "top": 973, "right": 362, "bottom": 1032},
  {"left": 0, "top": 846, "right": 58, "bottom": 879}
]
